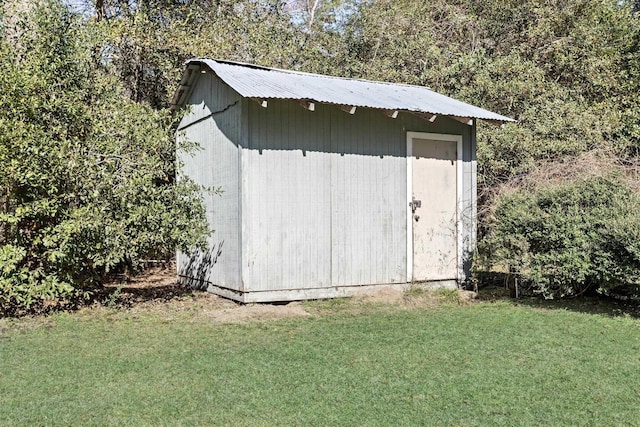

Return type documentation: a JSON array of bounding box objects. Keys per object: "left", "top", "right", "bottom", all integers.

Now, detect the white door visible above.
[{"left": 407, "top": 134, "right": 461, "bottom": 281}]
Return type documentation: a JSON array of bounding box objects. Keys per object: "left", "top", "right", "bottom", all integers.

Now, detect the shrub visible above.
[
  {"left": 0, "top": 1, "right": 210, "bottom": 315},
  {"left": 479, "top": 173, "right": 640, "bottom": 299}
]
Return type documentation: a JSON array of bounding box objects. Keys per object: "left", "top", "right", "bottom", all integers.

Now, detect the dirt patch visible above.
[
  {"left": 194, "top": 302, "right": 311, "bottom": 324},
  {"left": 98, "top": 267, "right": 313, "bottom": 323},
  {"left": 110, "top": 273, "right": 482, "bottom": 321},
  {"left": 103, "top": 267, "right": 193, "bottom": 303},
  {"left": 3, "top": 267, "right": 482, "bottom": 327},
  {"left": 459, "top": 290, "right": 479, "bottom": 302},
  {"left": 352, "top": 288, "right": 407, "bottom": 305},
  {"left": 105, "top": 270, "right": 481, "bottom": 322}
]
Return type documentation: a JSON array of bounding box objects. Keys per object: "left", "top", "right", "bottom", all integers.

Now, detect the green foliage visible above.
[
  {"left": 336, "top": 0, "right": 640, "bottom": 188},
  {"left": 2, "top": 0, "right": 640, "bottom": 310},
  {"left": 0, "top": 245, "right": 75, "bottom": 314},
  {"left": 82, "top": 0, "right": 307, "bottom": 107},
  {"left": 434, "top": 287, "right": 463, "bottom": 305},
  {"left": 333, "top": 1, "right": 640, "bottom": 296},
  {"left": 480, "top": 174, "right": 640, "bottom": 298},
  {"left": 0, "top": 1, "right": 209, "bottom": 314}
]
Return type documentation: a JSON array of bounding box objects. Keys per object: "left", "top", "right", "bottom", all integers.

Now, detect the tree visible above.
[
  {"left": 72, "top": 0, "right": 305, "bottom": 107},
  {"left": 333, "top": 0, "right": 640, "bottom": 296},
  {"left": 4, "top": 0, "right": 639, "bottom": 306},
  {"left": 0, "top": 0, "right": 209, "bottom": 314}
]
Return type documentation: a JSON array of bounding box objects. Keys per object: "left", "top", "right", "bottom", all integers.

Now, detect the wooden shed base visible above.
[{"left": 178, "top": 276, "right": 458, "bottom": 303}]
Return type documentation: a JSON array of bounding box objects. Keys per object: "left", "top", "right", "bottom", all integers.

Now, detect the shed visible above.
[{"left": 173, "top": 58, "right": 513, "bottom": 303}]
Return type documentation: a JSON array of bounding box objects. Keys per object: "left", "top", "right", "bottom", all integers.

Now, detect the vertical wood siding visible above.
[
  {"left": 329, "top": 108, "right": 407, "bottom": 286},
  {"left": 179, "top": 74, "right": 477, "bottom": 295},
  {"left": 243, "top": 102, "right": 477, "bottom": 292},
  {"left": 177, "top": 74, "right": 243, "bottom": 290},
  {"left": 244, "top": 101, "right": 332, "bottom": 291}
]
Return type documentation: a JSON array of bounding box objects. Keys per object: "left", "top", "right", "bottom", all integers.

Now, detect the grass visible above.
[{"left": 1, "top": 295, "right": 640, "bottom": 426}]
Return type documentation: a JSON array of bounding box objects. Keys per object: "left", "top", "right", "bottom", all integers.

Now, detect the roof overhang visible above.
[{"left": 171, "top": 58, "right": 515, "bottom": 125}]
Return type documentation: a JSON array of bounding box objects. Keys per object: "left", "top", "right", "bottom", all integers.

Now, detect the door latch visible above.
[{"left": 410, "top": 199, "right": 422, "bottom": 214}]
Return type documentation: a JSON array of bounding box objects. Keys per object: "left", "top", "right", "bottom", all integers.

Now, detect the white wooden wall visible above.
[
  {"left": 242, "top": 99, "right": 475, "bottom": 293},
  {"left": 177, "top": 73, "right": 477, "bottom": 299},
  {"left": 176, "top": 74, "right": 243, "bottom": 290}
]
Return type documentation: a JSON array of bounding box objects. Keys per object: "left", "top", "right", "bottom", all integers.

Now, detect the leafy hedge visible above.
[
  {"left": 480, "top": 174, "right": 640, "bottom": 299},
  {"left": 0, "top": 1, "right": 210, "bottom": 315}
]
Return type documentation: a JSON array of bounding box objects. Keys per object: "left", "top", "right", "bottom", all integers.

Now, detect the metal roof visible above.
[{"left": 173, "top": 58, "right": 514, "bottom": 123}]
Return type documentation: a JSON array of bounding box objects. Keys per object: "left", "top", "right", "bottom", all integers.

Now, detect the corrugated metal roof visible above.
[{"left": 174, "top": 58, "right": 514, "bottom": 123}]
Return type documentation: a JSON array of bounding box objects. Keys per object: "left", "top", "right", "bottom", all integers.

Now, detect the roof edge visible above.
[{"left": 172, "top": 58, "right": 516, "bottom": 123}]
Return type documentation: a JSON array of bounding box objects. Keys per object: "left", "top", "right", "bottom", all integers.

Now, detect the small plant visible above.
[
  {"left": 303, "top": 297, "right": 352, "bottom": 314},
  {"left": 435, "top": 288, "right": 462, "bottom": 305},
  {"left": 105, "top": 286, "right": 124, "bottom": 308},
  {"left": 404, "top": 284, "right": 426, "bottom": 298}
]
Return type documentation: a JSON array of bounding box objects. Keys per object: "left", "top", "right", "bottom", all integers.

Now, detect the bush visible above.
[
  {"left": 0, "top": 245, "right": 77, "bottom": 316},
  {"left": 0, "top": 1, "right": 210, "bottom": 315},
  {"left": 479, "top": 173, "right": 640, "bottom": 299}
]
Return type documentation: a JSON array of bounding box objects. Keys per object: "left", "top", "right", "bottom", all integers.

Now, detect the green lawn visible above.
[{"left": 1, "top": 297, "right": 639, "bottom": 426}]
